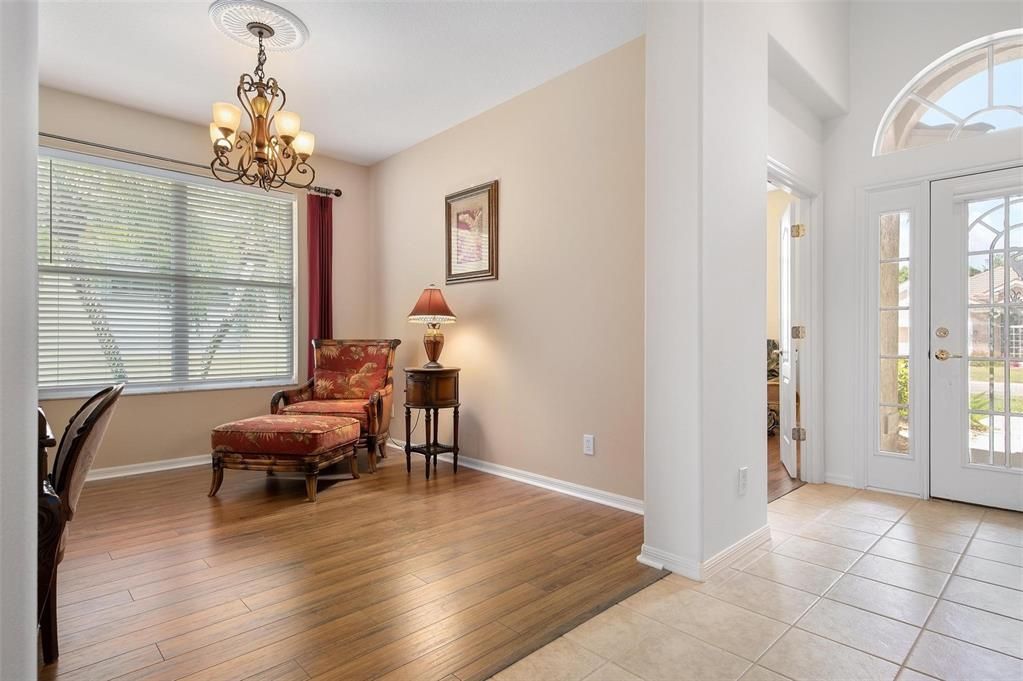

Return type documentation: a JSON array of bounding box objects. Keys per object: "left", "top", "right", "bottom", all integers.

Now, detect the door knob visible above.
[{"left": 933, "top": 349, "right": 962, "bottom": 361}]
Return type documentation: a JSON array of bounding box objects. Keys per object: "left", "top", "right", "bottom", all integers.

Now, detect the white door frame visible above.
[
  {"left": 857, "top": 160, "right": 1023, "bottom": 497},
  {"left": 768, "top": 157, "right": 824, "bottom": 484}
]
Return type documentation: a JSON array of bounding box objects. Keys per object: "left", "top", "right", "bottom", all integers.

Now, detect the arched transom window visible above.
[{"left": 874, "top": 29, "right": 1023, "bottom": 156}]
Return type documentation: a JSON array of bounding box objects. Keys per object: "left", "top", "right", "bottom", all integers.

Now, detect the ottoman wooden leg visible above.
[
  {"left": 208, "top": 460, "right": 224, "bottom": 497},
  {"left": 305, "top": 474, "right": 318, "bottom": 501},
  {"left": 350, "top": 456, "right": 361, "bottom": 480}
]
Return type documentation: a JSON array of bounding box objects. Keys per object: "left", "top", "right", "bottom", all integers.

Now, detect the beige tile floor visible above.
[{"left": 491, "top": 485, "right": 1023, "bottom": 681}]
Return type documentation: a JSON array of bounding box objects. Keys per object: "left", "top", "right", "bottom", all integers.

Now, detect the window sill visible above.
[{"left": 39, "top": 376, "right": 299, "bottom": 402}]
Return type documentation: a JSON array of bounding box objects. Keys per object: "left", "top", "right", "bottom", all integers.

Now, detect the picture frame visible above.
[{"left": 445, "top": 180, "right": 498, "bottom": 284}]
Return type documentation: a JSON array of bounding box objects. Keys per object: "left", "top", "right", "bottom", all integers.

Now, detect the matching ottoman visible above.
[{"left": 209, "top": 415, "right": 361, "bottom": 501}]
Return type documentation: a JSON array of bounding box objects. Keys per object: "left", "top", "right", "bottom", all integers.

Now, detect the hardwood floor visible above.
[
  {"left": 41, "top": 452, "right": 664, "bottom": 681},
  {"left": 767, "top": 432, "right": 804, "bottom": 502}
]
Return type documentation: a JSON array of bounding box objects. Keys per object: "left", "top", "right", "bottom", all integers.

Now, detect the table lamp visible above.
[{"left": 407, "top": 285, "right": 456, "bottom": 368}]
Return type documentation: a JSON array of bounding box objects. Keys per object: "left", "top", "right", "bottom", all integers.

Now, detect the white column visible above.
[
  {"left": 641, "top": 1, "right": 705, "bottom": 577},
  {"left": 0, "top": 1, "right": 39, "bottom": 677}
]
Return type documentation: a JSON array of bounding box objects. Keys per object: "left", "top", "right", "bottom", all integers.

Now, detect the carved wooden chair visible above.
[
  {"left": 38, "top": 384, "right": 123, "bottom": 664},
  {"left": 271, "top": 339, "right": 400, "bottom": 471}
]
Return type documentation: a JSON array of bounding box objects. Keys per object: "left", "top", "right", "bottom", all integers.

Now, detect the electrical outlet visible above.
[
  {"left": 583, "top": 434, "right": 595, "bottom": 456},
  {"left": 738, "top": 466, "right": 749, "bottom": 495}
]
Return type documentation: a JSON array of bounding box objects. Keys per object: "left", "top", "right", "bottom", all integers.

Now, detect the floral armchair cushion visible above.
[{"left": 313, "top": 341, "right": 394, "bottom": 400}]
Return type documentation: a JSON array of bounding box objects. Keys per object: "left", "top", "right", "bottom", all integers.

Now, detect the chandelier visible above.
[{"left": 208, "top": 18, "right": 315, "bottom": 192}]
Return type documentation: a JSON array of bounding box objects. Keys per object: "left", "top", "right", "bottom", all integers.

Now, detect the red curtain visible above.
[{"left": 307, "top": 194, "right": 333, "bottom": 378}]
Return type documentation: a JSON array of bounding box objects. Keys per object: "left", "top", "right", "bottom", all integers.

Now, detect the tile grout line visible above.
[
  {"left": 740, "top": 495, "right": 922, "bottom": 679},
  {"left": 893, "top": 506, "right": 992, "bottom": 677},
  {"left": 756, "top": 496, "right": 1015, "bottom": 677},
  {"left": 759, "top": 495, "right": 1020, "bottom": 675}
]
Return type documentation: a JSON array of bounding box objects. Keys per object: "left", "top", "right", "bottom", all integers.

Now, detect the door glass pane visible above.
[
  {"left": 992, "top": 415, "right": 1008, "bottom": 467},
  {"left": 880, "top": 263, "right": 909, "bottom": 307},
  {"left": 880, "top": 406, "right": 909, "bottom": 455},
  {"left": 968, "top": 307, "right": 1004, "bottom": 357},
  {"left": 968, "top": 253, "right": 1007, "bottom": 304},
  {"left": 879, "top": 310, "right": 910, "bottom": 356},
  {"left": 969, "top": 411, "right": 993, "bottom": 465},
  {"left": 969, "top": 360, "right": 1002, "bottom": 412},
  {"left": 1009, "top": 365, "right": 1023, "bottom": 414},
  {"left": 969, "top": 222, "right": 1000, "bottom": 251},
  {"left": 1011, "top": 416, "right": 1023, "bottom": 469},
  {"left": 880, "top": 212, "right": 911, "bottom": 259},
  {"left": 880, "top": 358, "right": 909, "bottom": 404}
]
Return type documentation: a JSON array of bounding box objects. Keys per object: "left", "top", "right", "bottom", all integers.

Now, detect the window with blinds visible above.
[{"left": 38, "top": 152, "right": 296, "bottom": 397}]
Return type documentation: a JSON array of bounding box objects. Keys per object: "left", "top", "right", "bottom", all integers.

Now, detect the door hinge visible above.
[
  {"left": 791, "top": 325, "right": 806, "bottom": 340},
  {"left": 791, "top": 427, "right": 807, "bottom": 442},
  {"left": 791, "top": 223, "right": 806, "bottom": 238}
]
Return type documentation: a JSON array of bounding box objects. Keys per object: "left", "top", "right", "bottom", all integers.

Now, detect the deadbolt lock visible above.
[{"left": 935, "top": 327, "right": 949, "bottom": 338}]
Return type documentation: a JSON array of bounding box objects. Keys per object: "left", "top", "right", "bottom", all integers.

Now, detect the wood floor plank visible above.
[
  {"left": 43, "top": 458, "right": 662, "bottom": 681},
  {"left": 40, "top": 644, "right": 163, "bottom": 681},
  {"left": 241, "top": 660, "right": 310, "bottom": 681},
  {"left": 57, "top": 590, "right": 134, "bottom": 621}
]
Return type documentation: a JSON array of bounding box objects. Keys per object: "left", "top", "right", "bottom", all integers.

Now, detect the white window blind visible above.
[{"left": 38, "top": 152, "right": 296, "bottom": 397}]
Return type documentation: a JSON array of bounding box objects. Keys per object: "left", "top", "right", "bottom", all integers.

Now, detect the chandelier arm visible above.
[
  {"left": 235, "top": 130, "right": 256, "bottom": 179},
  {"left": 211, "top": 157, "right": 248, "bottom": 184},
  {"left": 283, "top": 160, "right": 316, "bottom": 190},
  {"left": 276, "top": 142, "right": 298, "bottom": 178},
  {"left": 236, "top": 78, "right": 259, "bottom": 141}
]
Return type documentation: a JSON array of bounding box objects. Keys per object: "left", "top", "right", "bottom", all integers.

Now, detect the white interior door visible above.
[
  {"left": 931, "top": 166, "right": 1023, "bottom": 511},
  {"left": 778, "top": 202, "right": 799, "bottom": 479}
]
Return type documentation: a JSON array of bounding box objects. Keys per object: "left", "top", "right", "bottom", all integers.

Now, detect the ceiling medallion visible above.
[{"left": 207, "top": 1, "right": 315, "bottom": 192}]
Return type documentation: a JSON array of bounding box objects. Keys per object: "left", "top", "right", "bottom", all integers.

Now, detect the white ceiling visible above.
[{"left": 39, "top": 1, "right": 645, "bottom": 165}]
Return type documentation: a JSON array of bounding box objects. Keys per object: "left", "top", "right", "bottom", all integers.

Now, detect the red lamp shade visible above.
[{"left": 407, "top": 286, "right": 456, "bottom": 325}]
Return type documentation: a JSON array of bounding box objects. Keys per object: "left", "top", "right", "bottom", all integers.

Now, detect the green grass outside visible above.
[
  {"left": 969, "top": 363, "right": 1023, "bottom": 383},
  {"left": 970, "top": 393, "right": 1023, "bottom": 414}
]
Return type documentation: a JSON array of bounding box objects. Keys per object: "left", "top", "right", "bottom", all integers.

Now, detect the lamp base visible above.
[{"left": 423, "top": 326, "right": 444, "bottom": 368}]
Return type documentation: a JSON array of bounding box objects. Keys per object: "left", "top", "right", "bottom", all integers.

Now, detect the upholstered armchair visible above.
[{"left": 271, "top": 339, "right": 401, "bottom": 470}]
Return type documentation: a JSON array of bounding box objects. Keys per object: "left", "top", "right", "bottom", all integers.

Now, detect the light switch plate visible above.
[{"left": 583, "top": 434, "right": 595, "bottom": 456}]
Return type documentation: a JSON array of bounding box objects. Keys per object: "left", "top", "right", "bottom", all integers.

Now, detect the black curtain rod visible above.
[{"left": 38, "top": 132, "right": 343, "bottom": 197}]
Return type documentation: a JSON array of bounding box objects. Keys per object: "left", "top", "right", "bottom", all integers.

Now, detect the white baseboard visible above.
[
  {"left": 638, "top": 525, "right": 770, "bottom": 582},
  {"left": 87, "top": 454, "right": 208, "bottom": 481},
  {"left": 637, "top": 544, "right": 700, "bottom": 579},
  {"left": 699, "top": 524, "right": 771, "bottom": 579},
  {"left": 824, "top": 473, "right": 857, "bottom": 488},
  {"left": 386, "top": 441, "right": 643, "bottom": 515}
]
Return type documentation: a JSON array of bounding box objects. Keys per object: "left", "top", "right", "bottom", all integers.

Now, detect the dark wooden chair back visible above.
[{"left": 51, "top": 383, "right": 124, "bottom": 521}]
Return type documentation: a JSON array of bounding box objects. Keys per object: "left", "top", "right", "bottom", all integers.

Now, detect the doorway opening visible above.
[{"left": 767, "top": 181, "right": 804, "bottom": 502}]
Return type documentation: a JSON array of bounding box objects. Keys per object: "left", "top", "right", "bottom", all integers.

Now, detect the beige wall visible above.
[
  {"left": 370, "top": 39, "right": 645, "bottom": 499},
  {"left": 38, "top": 40, "right": 646, "bottom": 499},
  {"left": 765, "top": 189, "right": 796, "bottom": 341},
  {"left": 38, "top": 87, "right": 374, "bottom": 469}
]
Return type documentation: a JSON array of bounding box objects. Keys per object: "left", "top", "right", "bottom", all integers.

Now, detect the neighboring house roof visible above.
[{"left": 969, "top": 265, "right": 1023, "bottom": 302}]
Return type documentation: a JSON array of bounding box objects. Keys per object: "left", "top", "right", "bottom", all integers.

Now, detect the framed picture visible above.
[{"left": 445, "top": 180, "right": 498, "bottom": 284}]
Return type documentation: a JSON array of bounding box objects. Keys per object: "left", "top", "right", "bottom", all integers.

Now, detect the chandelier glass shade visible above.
[{"left": 209, "top": 22, "right": 316, "bottom": 192}]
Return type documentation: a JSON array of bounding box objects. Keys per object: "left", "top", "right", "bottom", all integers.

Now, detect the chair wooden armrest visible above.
[{"left": 271, "top": 378, "right": 314, "bottom": 414}]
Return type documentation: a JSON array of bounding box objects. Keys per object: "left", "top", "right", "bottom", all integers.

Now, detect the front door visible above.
[{"left": 931, "top": 166, "right": 1023, "bottom": 510}]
